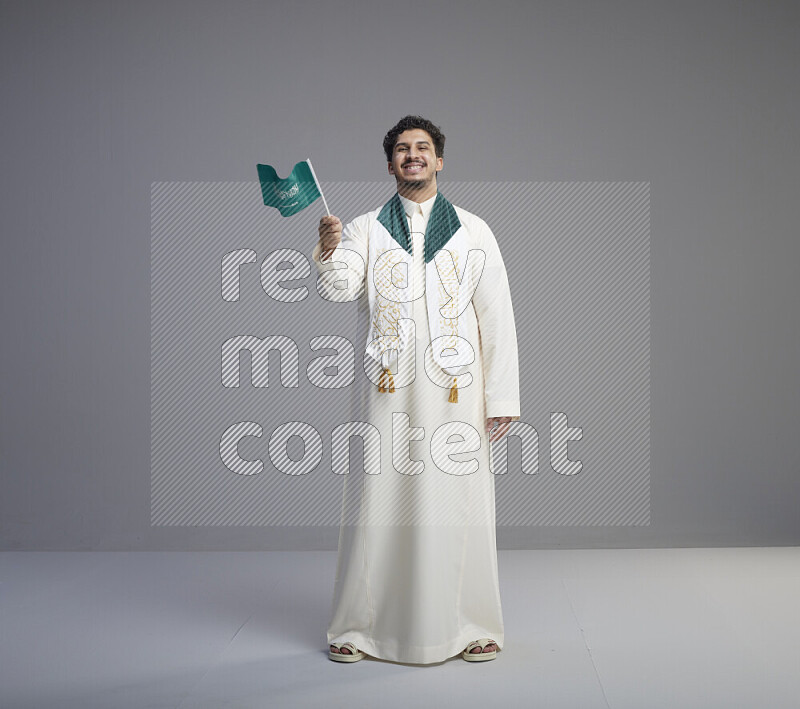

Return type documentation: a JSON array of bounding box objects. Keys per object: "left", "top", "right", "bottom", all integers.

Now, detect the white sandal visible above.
[
  {"left": 329, "top": 641, "right": 365, "bottom": 662},
  {"left": 462, "top": 638, "right": 498, "bottom": 662}
]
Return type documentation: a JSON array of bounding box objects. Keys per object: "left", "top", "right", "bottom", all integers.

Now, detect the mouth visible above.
[{"left": 403, "top": 162, "right": 425, "bottom": 174}]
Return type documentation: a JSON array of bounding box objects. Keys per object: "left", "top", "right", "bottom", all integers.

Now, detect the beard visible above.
[{"left": 398, "top": 166, "right": 434, "bottom": 190}]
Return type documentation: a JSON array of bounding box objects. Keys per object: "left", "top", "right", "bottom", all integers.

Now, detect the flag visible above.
[{"left": 257, "top": 159, "right": 324, "bottom": 217}]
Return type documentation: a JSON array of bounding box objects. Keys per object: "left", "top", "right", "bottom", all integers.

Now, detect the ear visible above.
[
  {"left": 388, "top": 161, "right": 395, "bottom": 176},
  {"left": 435, "top": 156, "right": 443, "bottom": 172}
]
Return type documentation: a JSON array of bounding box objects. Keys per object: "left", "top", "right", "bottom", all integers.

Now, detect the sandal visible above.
[
  {"left": 329, "top": 641, "right": 365, "bottom": 662},
  {"left": 462, "top": 638, "right": 498, "bottom": 662}
]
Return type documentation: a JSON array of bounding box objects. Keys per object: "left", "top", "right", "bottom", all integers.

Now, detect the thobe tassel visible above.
[
  {"left": 448, "top": 377, "right": 458, "bottom": 403},
  {"left": 378, "top": 367, "right": 395, "bottom": 393}
]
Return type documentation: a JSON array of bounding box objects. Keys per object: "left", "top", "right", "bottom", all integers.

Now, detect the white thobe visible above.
[{"left": 312, "top": 192, "right": 520, "bottom": 664}]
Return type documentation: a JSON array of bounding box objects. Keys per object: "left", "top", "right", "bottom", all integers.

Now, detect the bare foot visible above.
[
  {"left": 330, "top": 643, "right": 356, "bottom": 655},
  {"left": 468, "top": 639, "right": 497, "bottom": 654}
]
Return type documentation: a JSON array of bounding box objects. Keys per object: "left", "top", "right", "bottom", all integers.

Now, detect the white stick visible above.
[{"left": 306, "top": 159, "right": 330, "bottom": 216}]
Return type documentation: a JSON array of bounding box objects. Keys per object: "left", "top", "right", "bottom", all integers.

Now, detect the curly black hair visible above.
[{"left": 382, "top": 115, "right": 446, "bottom": 162}]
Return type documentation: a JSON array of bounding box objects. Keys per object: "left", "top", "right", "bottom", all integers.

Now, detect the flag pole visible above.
[{"left": 306, "top": 159, "right": 330, "bottom": 216}]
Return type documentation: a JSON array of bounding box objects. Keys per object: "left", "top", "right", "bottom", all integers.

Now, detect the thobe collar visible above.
[
  {"left": 398, "top": 191, "right": 437, "bottom": 223},
  {"left": 376, "top": 190, "right": 462, "bottom": 263}
]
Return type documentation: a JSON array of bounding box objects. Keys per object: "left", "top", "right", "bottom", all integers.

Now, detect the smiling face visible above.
[{"left": 388, "top": 128, "right": 443, "bottom": 200}]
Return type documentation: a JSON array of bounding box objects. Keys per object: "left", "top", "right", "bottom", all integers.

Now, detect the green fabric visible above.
[
  {"left": 377, "top": 193, "right": 411, "bottom": 253},
  {"left": 257, "top": 160, "right": 321, "bottom": 217},
  {"left": 377, "top": 192, "right": 462, "bottom": 263}
]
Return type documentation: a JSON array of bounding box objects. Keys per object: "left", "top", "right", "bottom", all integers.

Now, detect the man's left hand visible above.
[{"left": 486, "top": 416, "right": 513, "bottom": 443}]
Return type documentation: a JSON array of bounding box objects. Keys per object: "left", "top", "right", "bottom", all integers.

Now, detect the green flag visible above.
[{"left": 257, "top": 159, "right": 327, "bottom": 217}]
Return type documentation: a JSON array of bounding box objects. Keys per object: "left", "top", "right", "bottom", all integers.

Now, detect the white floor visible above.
[{"left": 1, "top": 548, "right": 798, "bottom": 708}]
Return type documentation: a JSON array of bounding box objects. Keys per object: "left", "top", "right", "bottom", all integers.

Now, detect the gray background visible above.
[{"left": 1, "top": 0, "right": 797, "bottom": 550}]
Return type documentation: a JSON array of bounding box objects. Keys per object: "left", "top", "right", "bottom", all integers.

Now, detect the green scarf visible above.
[{"left": 376, "top": 191, "right": 462, "bottom": 263}]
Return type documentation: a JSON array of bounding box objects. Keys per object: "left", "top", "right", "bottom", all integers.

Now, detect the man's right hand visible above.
[{"left": 318, "top": 216, "right": 342, "bottom": 261}]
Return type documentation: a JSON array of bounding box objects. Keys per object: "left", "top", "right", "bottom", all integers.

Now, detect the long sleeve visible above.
[
  {"left": 311, "top": 213, "right": 370, "bottom": 302},
  {"left": 471, "top": 218, "right": 521, "bottom": 421}
]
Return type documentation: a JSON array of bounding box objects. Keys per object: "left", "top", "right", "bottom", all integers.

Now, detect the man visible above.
[{"left": 313, "top": 116, "right": 520, "bottom": 664}]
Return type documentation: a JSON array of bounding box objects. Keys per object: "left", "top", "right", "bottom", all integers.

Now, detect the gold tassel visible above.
[
  {"left": 448, "top": 376, "right": 458, "bottom": 403},
  {"left": 379, "top": 366, "right": 395, "bottom": 393}
]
